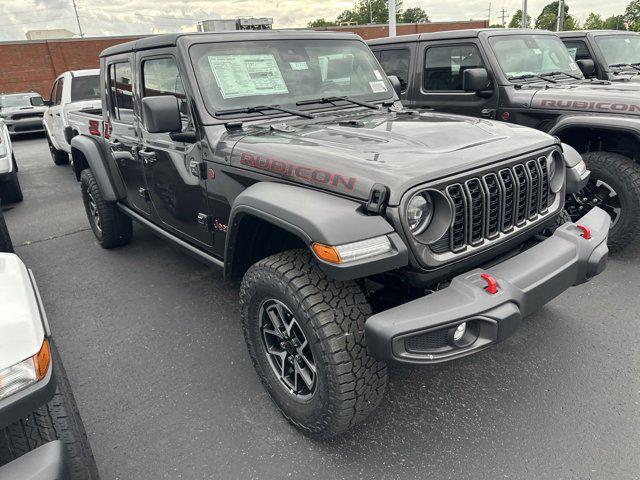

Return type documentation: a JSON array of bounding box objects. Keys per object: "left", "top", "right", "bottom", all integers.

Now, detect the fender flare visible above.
[
  {"left": 548, "top": 114, "right": 640, "bottom": 140},
  {"left": 224, "top": 182, "right": 408, "bottom": 280},
  {"left": 70, "top": 135, "right": 124, "bottom": 201}
]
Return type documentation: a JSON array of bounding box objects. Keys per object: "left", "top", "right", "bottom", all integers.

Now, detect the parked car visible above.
[
  {"left": 0, "top": 93, "right": 46, "bottom": 136},
  {"left": 43, "top": 69, "right": 100, "bottom": 166},
  {"left": 70, "top": 31, "right": 609, "bottom": 438},
  {"left": 559, "top": 30, "right": 640, "bottom": 83},
  {"left": 0, "top": 251, "right": 99, "bottom": 479},
  {"left": 0, "top": 119, "right": 22, "bottom": 204},
  {"left": 369, "top": 28, "right": 640, "bottom": 253}
]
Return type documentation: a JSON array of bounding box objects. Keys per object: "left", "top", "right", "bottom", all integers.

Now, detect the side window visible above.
[
  {"left": 378, "top": 49, "right": 410, "bottom": 91},
  {"left": 424, "top": 44, "right": 484, "bottom": 91},
  {"left": 54, "top": 78, "right": 64, "bottom": 105},
  {"left": 142, "top": 57, "right": 188, "bottom": 120},
  {"left": 564, "top": 40, "right": 592, "bottom": 61},
  {"left": 108, "top": 62, "right": 134, "bottom": 123},
  {"left": 49, "top": 80, "right": 58, "bottom": 104}
]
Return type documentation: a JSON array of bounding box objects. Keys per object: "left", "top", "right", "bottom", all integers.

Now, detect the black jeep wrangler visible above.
[
  {"left": 70, "top": 31, "right": 609, "bottom": 438},
  {"left": 369, "top": 28, "right": 640, "bottom": 253}
]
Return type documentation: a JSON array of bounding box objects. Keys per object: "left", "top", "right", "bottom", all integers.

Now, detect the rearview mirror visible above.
[
  {"left": 387, "top": 75, "right": 402, "bottom": 97},
  {"left": 141, "top": 95, "right": 182, "bottom": 134},
  {"left": 463, "top": 68, "right": 491, "bottom": 93},
  {"left": 576, "top": 59, "right": 596, "bottom": 78}
]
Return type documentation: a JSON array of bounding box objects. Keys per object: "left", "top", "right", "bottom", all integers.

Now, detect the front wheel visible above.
[
  {"left": 47, "top": 133, "right": 69, "bottom": 166},
  {"left": 565, "top": 151, "right": 640, "bottom": 253},
  {"left": 240, "top": 249, "right": 388, "bottom": 439}
]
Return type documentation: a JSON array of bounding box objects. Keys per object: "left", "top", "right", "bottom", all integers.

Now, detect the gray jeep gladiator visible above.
[
  {"left": 369, "top": 28, "right": 640, "bottom": 253},
  {"left": 69, "top": 31, "right": 609, "bottom": 438}
]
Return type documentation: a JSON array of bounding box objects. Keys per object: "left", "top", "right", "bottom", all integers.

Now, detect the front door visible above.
[
  {"left": 46, "top": 78, "right": 65, "bottom": 146},
  {"left": 105, "top": 56, "right": 150, "bottom": 215},
  {"left": 137, "top": 54, "right": 212, "bottom": 246}
]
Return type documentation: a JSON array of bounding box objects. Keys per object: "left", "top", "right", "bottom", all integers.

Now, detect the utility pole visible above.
[
  {"left": 369, "top": 0, "right": 373, "bottom": 24},
  {"left": 488, "top": 2, "right": 491, "bottom": 26},
  {"left": 499, "top": 8, "right": 509, "bottom": 27},
  {"left": 71, "top": 0, "right": 84, "bottom": 38},
  {"left": 388, "top": 0, "right": 396, "bottom": 36},
  {"left": 556, "top": 0, "right": 564, "bottom": 31},
  {"left": 521, "top": 0, "right": 528, "bottom": 28}
]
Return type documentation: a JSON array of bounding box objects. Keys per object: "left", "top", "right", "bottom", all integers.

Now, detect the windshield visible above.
[
  {"left": 0, "top": 94, "right": 44, "bottom": 108},
  {"left": 490, "top": 34, "right": 583, "bottom": 80},
  {"left": 595, "top": 35, "right": 640, "bottom": 67},
  {"left": 71, "top": 75, "right": 100, "bottom": 101},
  {"left": 190, "top": 39, "right": 393, "bottom": 115}
]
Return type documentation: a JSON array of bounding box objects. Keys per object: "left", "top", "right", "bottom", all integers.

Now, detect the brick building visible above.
[{"left": 0, "top": 20, "right": 488, "bottom": 98}]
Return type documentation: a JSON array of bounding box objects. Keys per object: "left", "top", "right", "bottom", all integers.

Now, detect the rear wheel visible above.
[
  {"left": 565, "top": 151, "right": 640, "bottom": 253},
  {"left": 240, "top": 249, "right": 387, "bottom": 439},
  {"left": 0, "top": 340, "right": 99, "bottom": 479},
  {"left": 0, "top": 207, "right": 13, "bottom": 253},
  {"left": 47, "top": 133, "right": 69, "bottom": 166},
  {"left": 80, "top": 169, "right": 132, "bottom": 248}
]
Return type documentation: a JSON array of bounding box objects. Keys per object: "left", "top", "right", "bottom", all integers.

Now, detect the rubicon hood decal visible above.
[{"left": 536, "top": 98, "right": 640, "bottom": 114}]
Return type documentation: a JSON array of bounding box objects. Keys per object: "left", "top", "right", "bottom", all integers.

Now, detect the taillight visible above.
[
  {"left": 89, "top": 119, "right": 100, "bottom": 136},
  {"left": 103, "top": 120, "right": 111, "bottom": 139}
]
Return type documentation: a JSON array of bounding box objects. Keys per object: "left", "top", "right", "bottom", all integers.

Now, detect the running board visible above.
[{"left": 118, "top": 204, "right": 225, "bottom": 270}]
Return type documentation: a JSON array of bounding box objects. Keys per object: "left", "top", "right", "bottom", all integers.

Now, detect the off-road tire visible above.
[
  {"left": 581, "top": 151, "right": 640, "bottom": 253},
  {"left": 240, "top": 249, "right": 387, "bottom": 439},
  {"left": 0, "top": 208, "right": 13, "bottom": 253},
  {"left": 0, "top": 340, "right": 99, "bottom": 479},
  {"left": 1, "top": 160, "right": 23, "bottom": 204},
  {"left": 47, "top": 133, "right": 69, "bottom": 166},
  {"left": 80, "top": 169, "right": 132, "bottom": 248}
]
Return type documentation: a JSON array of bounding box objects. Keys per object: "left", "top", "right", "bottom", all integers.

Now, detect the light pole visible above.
[
  {"left": 521, "top": 0, "right": 528, "bottom": 28},
  {"left": 388, "top": 0, "right": 396, "bottom": 36},
  {"left": 71, "top": 0, "right": 84, "bottom": 38}
]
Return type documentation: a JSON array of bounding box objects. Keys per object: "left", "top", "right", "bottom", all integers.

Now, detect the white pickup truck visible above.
[
  {"left": 0, "top": 119, "right": 22, "bottom": 204},
  {"left": 43, "top": 69, "right": 100, "bottom": 166}
]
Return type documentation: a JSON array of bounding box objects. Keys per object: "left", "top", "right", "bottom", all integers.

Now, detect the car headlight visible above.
[
  {"left": 0, "top": 339, "right": 50, "bottom": 400},
  {"left": 406, "top": 193, "right": 434, "bottom": 235}
]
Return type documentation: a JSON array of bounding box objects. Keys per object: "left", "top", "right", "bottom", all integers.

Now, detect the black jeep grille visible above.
[{"left": 439, "top": 156, "right": 551, "bottom": 254}]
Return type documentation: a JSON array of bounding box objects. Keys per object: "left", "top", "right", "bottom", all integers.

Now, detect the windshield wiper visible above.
[
  {"left": 609, "top": 63, "right": 640, "bottom": 72},
  {"left": 215, "top": 104, "right": 315, "bottom": 119},
  {"left": 296, "top": 96, "right": 380, "bottom": 110},
  {"left": 507, "top": 73, "right": 557, "bottom": 84},
  {"left": 540, "top": 71, "right": 582, "bottom": 80}
]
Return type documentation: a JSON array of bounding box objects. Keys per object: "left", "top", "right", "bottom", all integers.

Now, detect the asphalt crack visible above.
[{"left": 17, "top": 227, "right": 91, "bottom": 247}]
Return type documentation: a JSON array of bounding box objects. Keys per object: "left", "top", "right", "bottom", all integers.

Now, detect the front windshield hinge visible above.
[
  {"left": 224, "top": 121, "right": 243, "bottom": 131},
  {"left": 365, "top": 183, "right": 389, "bottom": 216}
]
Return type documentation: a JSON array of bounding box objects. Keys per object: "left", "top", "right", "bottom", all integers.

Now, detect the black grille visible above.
[
  {"left": 439, "top": 156, "right": 551, "bottom": 253},
  {"left": 11, "top": 111, "right": 44, "bottom": 120},
  {"left": 405, "top": 329, "right": 449, "bottom": 353}
]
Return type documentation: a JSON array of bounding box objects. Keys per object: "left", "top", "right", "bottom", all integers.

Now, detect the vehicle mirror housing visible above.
[
  {"left": 463, "top": 68, "right": 491, "bottom": 93},
  {"left": 387, "top": 75, "right": 402, "bottom": 97},
  {"left": 141, "top": 95, "right": 182, "bottom": 134},
  {"left": 576, "top": 59, "right": 596, "bottom": 77},
  {"left": 42, "top": 100, "right": 53, "bottom": 107}
]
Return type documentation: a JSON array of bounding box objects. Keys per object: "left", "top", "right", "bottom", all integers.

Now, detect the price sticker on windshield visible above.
[
  {"left": 369, "top": 81, "right": 388, "bottom": 93},
  {"left": 208, "top": 54, "right": 289, "bottom": 99}
]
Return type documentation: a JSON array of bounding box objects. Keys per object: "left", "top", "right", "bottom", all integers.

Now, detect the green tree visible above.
[
  {"left": 307, "top": 18, "right": 338, "bottom": 28},
  {"left": 583, "top": 12, "right": 604, "bottom": 29},
  {"left": 489, "top": 23, "right": 505, "bottom": 28},
  {"left": 535, "top": 1, "right": 576, "bottom": 31},
  {"left": 509, "top": 9, "right": 531, "bottom": 28},
  {"left": 603, "top": 15, "right": 627, "bottom": 30},
  {"left": 336, "top": 0, "right": 404, "bottom": 25},
  {"left": 625, "top": 0, "right": 640, "bottom": 31},
  {"left": 400, "top": 7, "right": 429, "bottom": 23}
]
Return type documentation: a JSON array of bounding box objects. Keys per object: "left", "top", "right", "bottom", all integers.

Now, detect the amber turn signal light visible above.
[
  {"left": 33, "top": 339, "right": 51, "bottom": 381},
  {"left": 311, "top": 243, "right": 341, "bottom": 264}
]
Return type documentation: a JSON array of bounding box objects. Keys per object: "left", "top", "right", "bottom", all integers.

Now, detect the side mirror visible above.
[
  {"left": 141, "top": 95, "right": 182, "bottom": 134},
  {"left": 387, "top": 75, "right": 402, "bottom": 97},
  {"left": 463, "top": 68, "right": 491, "bottom": 93},
  {"left": 576, "top": 59, "right": 596, "bottom": 78},
  {"left": 43, "top": 100, "right": 53, "bottom": 107}
]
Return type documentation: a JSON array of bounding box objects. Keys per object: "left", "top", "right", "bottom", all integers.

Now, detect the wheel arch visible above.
[{"left": 70, "top": 135, "right": 125, "bottom": 199}]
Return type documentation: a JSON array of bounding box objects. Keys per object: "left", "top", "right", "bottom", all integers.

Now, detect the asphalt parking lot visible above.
[{"left": 4, "top": 133, "right": 640, "bottom": 480}]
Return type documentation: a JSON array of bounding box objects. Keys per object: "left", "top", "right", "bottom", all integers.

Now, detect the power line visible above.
[{"left": 0, "top": 16, "right": 75, "bottom": 28}]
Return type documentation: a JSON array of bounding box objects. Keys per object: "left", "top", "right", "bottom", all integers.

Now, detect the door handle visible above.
[
  {"left": 138, "top": 149, "right": 157, "bottom": 165},
  {"left": 55, "top": 113, "right": 61, "bottom": 117}
]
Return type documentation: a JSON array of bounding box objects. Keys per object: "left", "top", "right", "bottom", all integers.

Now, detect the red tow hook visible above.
[
  {"left": 480, "top": 273, "right": 499, "bottom": 295},
  {"left": 577, "top": 224, "right": 591, "bottom": 240}
]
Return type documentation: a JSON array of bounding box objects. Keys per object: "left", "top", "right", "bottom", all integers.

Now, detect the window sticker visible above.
[
  {"left": 369, "top": 81, "right": 388, "bottom": 93},
  {"left": 207, "top": 54, "right": 288, "bottom": 99},
  {"left": 532, "top": 48, "right": 542, "bottom": 55},
  {"left": 373, "top": 69, "right": 383, "bottom": 80},
  {"left": 290, "top": 61, "right": 308, "bottom": 71}
]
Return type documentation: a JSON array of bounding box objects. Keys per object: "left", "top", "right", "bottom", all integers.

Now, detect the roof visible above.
[
  {"left": 368, "top": 28, "right": 556, "bottom": 46},
  {"left": 100, "top": 30, "right": 360, "bottom": 57},
  {"left": 558, "top": 30, "right": 639, "bottom": 38}
]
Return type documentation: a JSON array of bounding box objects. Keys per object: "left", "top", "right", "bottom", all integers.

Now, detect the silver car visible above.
[{"left": 0, "top": 92, "right": 47, "bottom": 136}]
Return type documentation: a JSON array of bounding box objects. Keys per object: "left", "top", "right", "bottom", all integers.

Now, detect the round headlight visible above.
[
  {"left": 547, "top": 150, "right": 565, "bottom": 193},
  {"left": 406, "top": 193, "right": 433, "bottom": 235}
]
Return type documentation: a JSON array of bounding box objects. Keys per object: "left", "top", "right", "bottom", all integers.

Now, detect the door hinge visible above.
[
  {"left": 138, "top": 187, "right": 151, "bottom": 201},
  {"left": 365, "top": 183, "right": 389, "bottom": 215},
  {"left": 481, "top": 108, "right": 497, "bottom": 119},
  {"left": 197, "top": 213, "right": 213, "bottom": 231},
  {"left": 189, "top": 159, "right": 208, "bottom": 180}
]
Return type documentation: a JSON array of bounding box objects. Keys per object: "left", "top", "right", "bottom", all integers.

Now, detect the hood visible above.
[
  {"left": 0, "top": 254, "right": 44, "bottom": 369},
  {"left": 529, "top": 81, "right": 640, "bottom": 115},
  {"left": 229, "top": 110, "right": 555, "bottom": 205},
  {"left": 1, "top": 105, "right": 47, "bottom": 116}
]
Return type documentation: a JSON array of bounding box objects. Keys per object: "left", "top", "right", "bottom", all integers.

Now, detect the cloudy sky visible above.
[{"left": 0, "top": 0, "right": 631, "bottom": 41}]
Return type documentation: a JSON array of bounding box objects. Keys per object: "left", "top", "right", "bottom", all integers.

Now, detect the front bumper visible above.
[
  {"left": 0, "top": 441, "right": 69, "bottom": 479},
  {"left": 5, "top": 118, "right": 44, "bottom": 135},
  {"left": 365, "top": 207, "right": 610, "bottom": 364}
]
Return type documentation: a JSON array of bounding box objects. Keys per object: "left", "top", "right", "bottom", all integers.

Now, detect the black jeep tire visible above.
[
  {"left": 47, "top": 133, "right": 69, "bottom": 166},
  {"left": 574, "top": 151, "right": 640, "bottom": 253},
  {"left": 0, "top": 340, "right": 99, "bottom": 479},
  {"left": 0, "top": 166, "right": 22, "bottom": 204},
  {"left": 240, "top": 249, "right": 387, "bottom": 439},
  {"left": 0, "top": 208, "right": 13, "bottom": 253},
  {"left": 80, "top": 169, "right": 132, "bottom": 248}
]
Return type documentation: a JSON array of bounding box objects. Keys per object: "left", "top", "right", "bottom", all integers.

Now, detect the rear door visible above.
[
  {"left": 373, "top": 44, "right": 415, "bottom": 101},
  {"left": 411, "top": 40, "right": 499, "bottom": 118},
  {"left": 137, "top": 51, "right": 212, "bottom": 246},
  {"left": 105, "top": 54, "right": 150, "bottom": 214}
]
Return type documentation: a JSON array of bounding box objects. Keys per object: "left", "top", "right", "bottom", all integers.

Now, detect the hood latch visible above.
[{"left": 365, "top": 183, "right": 389, "bottom": 216}]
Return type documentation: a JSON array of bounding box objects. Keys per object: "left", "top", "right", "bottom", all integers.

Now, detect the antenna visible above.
[{"left": 71, "top": 0, "right": 84, "bottom": 38}]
